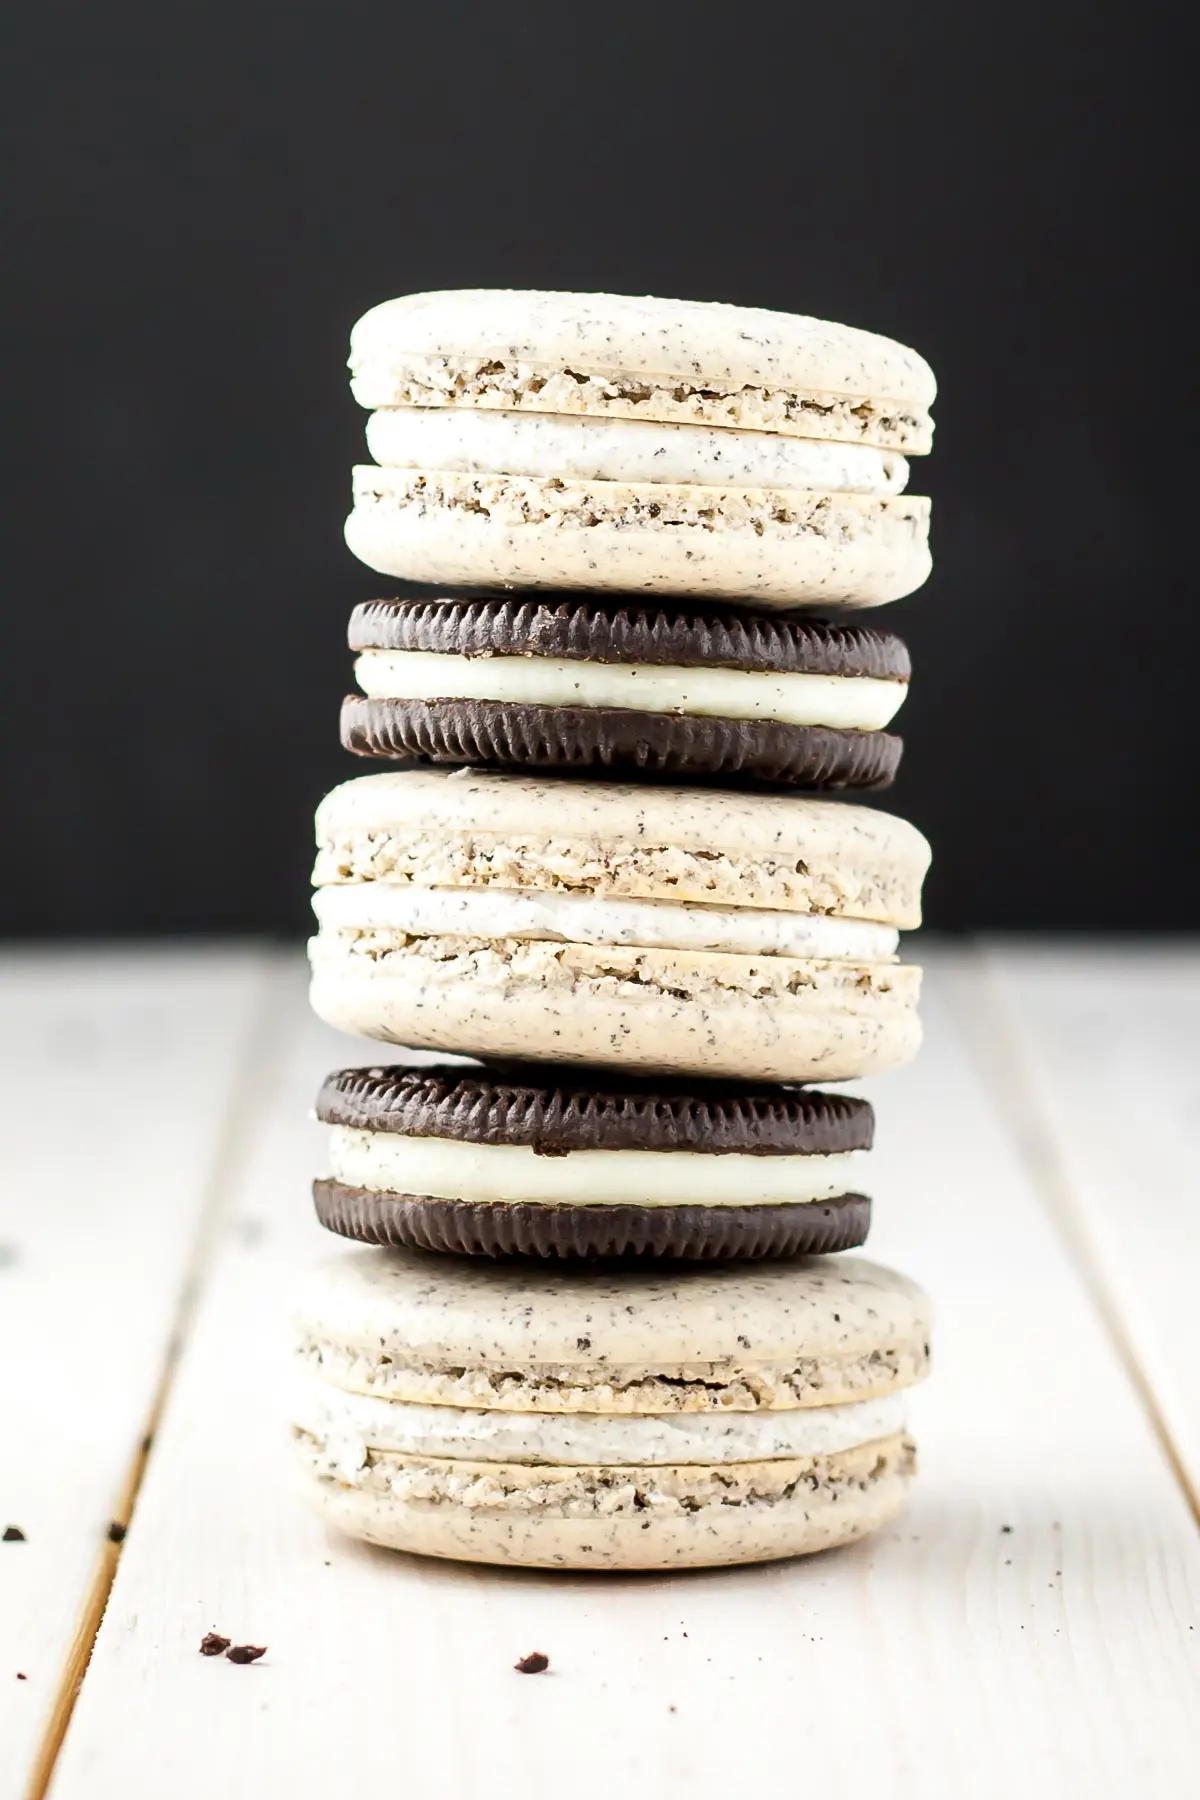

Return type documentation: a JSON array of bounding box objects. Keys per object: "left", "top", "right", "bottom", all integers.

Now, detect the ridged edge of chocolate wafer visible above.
[
  {"left": 312, "top": 1181, "right": 872, "bottom": 1261},
  {"left": 349, "top": 595, "right": 911, "bottom": 679},
  {"left": 340, "top": 697, "right": 902, "bottom": 791},
  {"left": 316, "top": 1063, "right": 873, "bottom": 1154}
]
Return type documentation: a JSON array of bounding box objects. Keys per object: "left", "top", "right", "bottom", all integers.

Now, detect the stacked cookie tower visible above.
[{"left": 295, "top": 290, "right": 936, "bottom": 1571}]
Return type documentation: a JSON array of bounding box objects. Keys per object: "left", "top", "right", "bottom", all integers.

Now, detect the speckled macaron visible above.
[
  {"left": 344, "top": 289, "right": 935, "bottom": 608},
  {"left": 313, "top": 1060, "right": 876, "bottom": 1261},
  {"left": 292, "top": 1245, "right": 931, "bottom": 1569},
  {"left": 308, "top": 766, "right": 930, "bottom": 1082},
  {"left": 341, "top": 595, "right": 910, "bottom": 791}
]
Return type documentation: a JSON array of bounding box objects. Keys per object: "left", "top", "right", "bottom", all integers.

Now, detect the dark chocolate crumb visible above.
[
  {"left": 514, "top": 1651, "right": 550, "bottom": 1675},
  {"left": 3, "top": 1527, "right": 25, "bottom": 1543},
  {"left": 1000, "top": 1524, "right": 1013, "bottom": 1534},
  {"left": 16, "top": 1672, "right": 26, "bottom": 1681},
  {"left": 668, "top": 1704, "right": 677, "bottom": 1714},
  {"left": 199, "top": 1633, "right": 231, "bottom": 1656},
  {"left": 107, "top": 1521, "right": 126, "bottom": 1544},
  {"left": 226, "top": 1645, "right": 267, "bottom": 1665}
]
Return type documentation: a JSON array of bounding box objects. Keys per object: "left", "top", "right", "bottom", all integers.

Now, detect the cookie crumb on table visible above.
[
  {"left": 226, "top": 1645, "right": 267, "bottom": 1665},
  {"left": 3, "top": 1526, "right": 25, "bottom": 1542},
  {"left": 514, "top": 1652, "right": 550, "bottom": 1674},
  {"left": 199, "top": 1633, "right": 231, "bottom": 1656}
]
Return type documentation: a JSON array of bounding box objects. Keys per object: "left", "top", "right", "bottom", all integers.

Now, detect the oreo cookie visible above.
[
  {"left": 312, "top": 1182, "right": 870, "bottom": 1261},
  {"left": 343, "top": 595, "right": 909, "bottom": 791},
  {"left": 348, "top": 596, "right": 911, "bottom": 677},
  {"left": 314, "top": 1062, "right": 874, "bottom": 1262},
  {"left": 340, "top": 697, "right": 901, "bottom": 789}
]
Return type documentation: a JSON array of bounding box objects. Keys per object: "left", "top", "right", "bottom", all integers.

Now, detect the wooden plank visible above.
[
  {"left": 981, "top": 941, "right": 1200, "bottom": 1514},
  {"left": 46, "top": 954, "right": 1200, "bottom": 1800},
  {"left": 0, "top": 948, "right": 271, "bottom": 1800}
]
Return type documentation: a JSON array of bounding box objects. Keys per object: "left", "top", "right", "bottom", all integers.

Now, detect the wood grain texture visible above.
[
  {"left": 41, "top": 953, "right": 1200, "bottom": 1800},
  {"left": 982, "top": 942, "right": 1200, "bottom": 1515},
  {"left": 0, "top": 948, "right": 271, "bottom": 1800}
]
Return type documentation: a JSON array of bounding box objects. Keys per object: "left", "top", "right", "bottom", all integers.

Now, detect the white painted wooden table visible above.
[{"left": 2, "top": 944, "right": 1198, "bottom": 1799}]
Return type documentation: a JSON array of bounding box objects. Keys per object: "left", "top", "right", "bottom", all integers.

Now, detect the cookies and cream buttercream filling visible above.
[
  {"left": 325, "top": 1127, "right": 866, "bottom": 1208},
  {"left": 365, "top": 406, "right": 910, "bottom": 494},
  {"left": 292, "top": 1382, "right": 905, "bottom": 1471},
  {"left": 311, "top": 883, "right": 901, "bottom": 961},
  {"left": 354, "top": 650, "right": 906, "bottom": 732}
]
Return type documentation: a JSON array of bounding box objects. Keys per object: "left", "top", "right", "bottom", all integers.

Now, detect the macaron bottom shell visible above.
[
  {"left": 294, "top": 1432, "right": 915, "bottom": 1570},
  {"left": 345, "top": 471, "right": 932, "bottom": 611},
  {"left": 308, "top": 942, "right": 922, "bottom": 1083}
]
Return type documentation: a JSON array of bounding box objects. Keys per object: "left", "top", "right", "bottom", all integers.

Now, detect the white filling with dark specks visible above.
[
  {"left": 311, "top": 884, "right": 901, "bottom": 960},
  {"left": 292, "top": 1380, "right": 906, "bottom": 1474},
  {"left": 366, "top": 406, "right": 909, "bottom": 492}
]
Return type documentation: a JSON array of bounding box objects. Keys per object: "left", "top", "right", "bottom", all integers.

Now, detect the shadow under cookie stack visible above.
[{"left": 294, "top": 289, "right": 936, "bottom": 1571}]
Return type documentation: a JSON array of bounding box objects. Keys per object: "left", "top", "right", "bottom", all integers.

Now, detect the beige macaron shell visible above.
[
  {"left": 347, "top": 290, "right": 936, "bottom": 457},
  {"left": 307, "top": 939, "right": 921, "bottom": 1081},
  {"left": 294, "top": 1247, "right": 931, "bottom": 1394},
  {"left": 344, "top": 469, "right": 931, "bottom": 610},
  {"left": 312, "top": 769, "right": 931, "bottom": 930},
  {"left": 295, "top": 1434, "right": 915, "bottom": 1570},
  {"left": 349, "top": 290, "right": 936, "bottom": 404}
]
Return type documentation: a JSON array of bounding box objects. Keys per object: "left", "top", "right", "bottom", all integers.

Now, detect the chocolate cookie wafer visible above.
[
  {"left": 313, "top": 1061, "right": 875, "bottom": 1261},
  {"left": 341, "top": 596, "right": 909, "bottom": 790}
]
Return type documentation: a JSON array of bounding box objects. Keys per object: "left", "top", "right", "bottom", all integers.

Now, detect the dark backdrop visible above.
[{"left": 1, "top": 0, "right": 1193, "bottom": 934}]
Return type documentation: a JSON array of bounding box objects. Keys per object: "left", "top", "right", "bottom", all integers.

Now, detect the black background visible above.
[{"left": 1, "top": 0, "right": 1193, "bottom": 936}]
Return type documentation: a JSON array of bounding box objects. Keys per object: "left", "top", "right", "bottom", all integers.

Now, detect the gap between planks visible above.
[{"left": 966, "top": 941, "right": 1200, "bottom": 1528}]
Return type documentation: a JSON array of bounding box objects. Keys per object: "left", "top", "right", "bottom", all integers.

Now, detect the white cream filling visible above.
[
  {"left": 327, "top": 1127, "right": 866, "bottom": 1208},
  {"left": 354, "top": 650, "right": 905, "bottom": 732},
  {"left": 365, "top": 406, "right": 910, "bottom": 494},
  {"left": 311, "top": 884, "right": 901, "bottom": 961},
  {"left": 293, "top": 1382, "right": 906, "bottom": 1471}
]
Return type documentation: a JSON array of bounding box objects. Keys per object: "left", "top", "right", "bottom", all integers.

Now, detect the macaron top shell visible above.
[
  {"left": 313, "top": 767, "right": 931, "bottom": 928},
  {"left": 349, "top": 289, "right": 936, "bottom": 413},
  {"left": 296, "top": 1246, "right": 931, "bottom": 1388}
]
